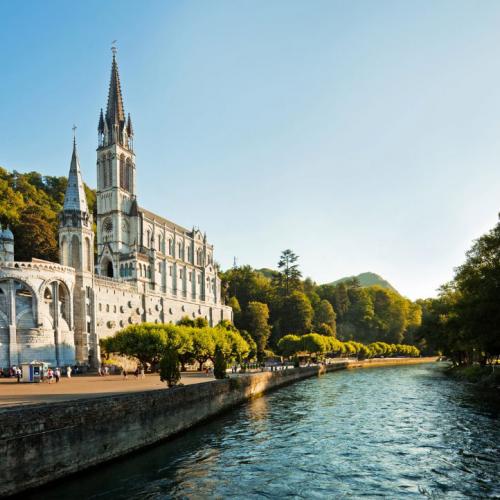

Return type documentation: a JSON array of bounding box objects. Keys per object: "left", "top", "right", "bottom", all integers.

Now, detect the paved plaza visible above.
[{"left": 0, "top": 372, "right": 213, "bottom": 408}]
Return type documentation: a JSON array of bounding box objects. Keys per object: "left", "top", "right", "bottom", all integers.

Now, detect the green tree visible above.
[
  {"left": 301, "top": 333, "right": 327, "bottom": 358},
  {"left": 191, "top": 328, "right": 216, "bottom": 371},
  {"left": 314, "top": 299, "right": 337, "bottom": 336},
  {"left": 213, "top": 346, "right": 227, "bottom": 379},
  {"left": 280, "top": 291, "right": 313, "bottom": 336},
  {"left": 100, "top": 324, "right": 166, "bottom": 368},
  {"left": 14, "top": 207, "right": 59, "bottom": 262},
  {"left": 245, "top": 301, "right": 271, "bottom": 358},
  {"left": 159, "top": 347, "right": 181, "bottom": 388},
  {"left": 275, "top": 249, "right": 302, "bottom": 297},
  {"left": 277, "top": 334, "right": 302, "bottom": 357}
]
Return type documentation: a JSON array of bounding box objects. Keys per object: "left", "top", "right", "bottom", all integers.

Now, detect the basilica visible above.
[{"left": 0, "top": 52, "right": 232, "bottom": 369}]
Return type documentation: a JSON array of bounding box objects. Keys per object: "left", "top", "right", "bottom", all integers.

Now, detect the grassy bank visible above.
[{"left": 447, "top": 365, "right": 500, "bottom": 389}]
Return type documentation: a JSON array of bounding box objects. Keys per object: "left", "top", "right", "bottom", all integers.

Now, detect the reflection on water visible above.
[{"left": 31, "top": 364, "right": 499, "bottom": 499}]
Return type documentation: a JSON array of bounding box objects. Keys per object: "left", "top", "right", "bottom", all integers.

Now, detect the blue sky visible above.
[{"left": 1, "top": 0, "right": 500, "bottom": 300}]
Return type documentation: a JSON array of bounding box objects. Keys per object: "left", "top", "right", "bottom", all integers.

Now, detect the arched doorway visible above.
[{"left": 100, "top": 257, "right": 114, "bottom": 278}]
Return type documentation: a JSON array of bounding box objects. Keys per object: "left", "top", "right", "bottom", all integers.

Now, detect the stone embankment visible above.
[{"left": 0, "top": 356, "right": 437, "bottom": 496}]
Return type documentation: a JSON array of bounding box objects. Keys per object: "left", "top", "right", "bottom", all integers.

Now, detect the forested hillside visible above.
[
  {"left": 0, "top": 167, "right": 96, "bottom": 262},
  {"left": 220, "top": 250, "right": 423, "bottom": 358},
  {"left": 329, "top": 272, "right": 397, "bottom": 292}
]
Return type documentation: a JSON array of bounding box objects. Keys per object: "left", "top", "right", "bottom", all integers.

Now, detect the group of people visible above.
[
  {"left": 0, "top": 366, "right": 22, "bottom": 381},
  {"left": 98, "top": 365, "right": 110, "bottom": 376},
  {"left": 122, "top": 366, "right": 146, "bottom": 379}
]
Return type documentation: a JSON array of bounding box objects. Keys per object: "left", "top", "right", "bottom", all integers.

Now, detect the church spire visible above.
[
  {"left": 63, "top": 127, "right": 89, "bottom": 215},
  {"left": 105, "top": 50, "right": 126, "bottom": 144}
]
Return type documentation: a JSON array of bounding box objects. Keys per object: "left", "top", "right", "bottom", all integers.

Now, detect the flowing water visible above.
[{"left": 33, "top": 364, "right": 499, "bottom": 499}]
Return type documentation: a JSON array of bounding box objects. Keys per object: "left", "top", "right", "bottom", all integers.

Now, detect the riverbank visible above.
[
  {"left": 0, "top": 356, "right": 436, "bottom": 497},
  {"left": 446, "top": 364, "right": 500, "bottom": 389}
]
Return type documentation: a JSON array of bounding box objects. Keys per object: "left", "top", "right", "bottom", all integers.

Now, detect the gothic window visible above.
[
  {"left": 106, "top": 156, "right": 112, "bottom": 188},
  {"left": 126, "top": 158, "right": 132, "bottom": 191},
  {"left": 148, "top": 266, "right": 151, "bottom": 279},
  {"left": 178, "top": 242, "right": 183, "bottom": 259},
  {"left": 60, "top": 236, "right": 68, "bottom": 266},
  {"left": 85, "top": 237, "right": 91, "bottom": 272},
  {"left": 168, "top": 239, "right": 173, "bottom": 255},
  {"left": 71, "top": 235, "right": 80, "bottom": 269},
  {"left": 120, "top": 155, "right": 127, "bottom": 189}
]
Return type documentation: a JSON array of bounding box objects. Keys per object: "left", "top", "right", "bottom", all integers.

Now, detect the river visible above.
[{"left": 32, "top": 363, "right": 499, "bottom": 498}]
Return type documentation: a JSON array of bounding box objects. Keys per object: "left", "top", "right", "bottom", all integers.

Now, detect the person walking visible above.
[
  {"left": 140, "top": 366, "right": 145, "bottom": 379},
  {"left": 66, "top": 366, "right": 72, "bottom": 378},
  {"left": 16, "top": 367, "right": 21, "bottom": 383},
  {"left": 123, "top": 368, "right": 128, "bottom": 380},
  {"left": 54, "top": 368, "right": 61, "bottom": 383},
  {"left": 47, "top": 368, "right": 53, "bottom": 384}
]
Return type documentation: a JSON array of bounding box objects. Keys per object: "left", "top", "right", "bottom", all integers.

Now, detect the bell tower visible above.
[{"left": 96, "top": 46, "right": 136, "bottom": 276}]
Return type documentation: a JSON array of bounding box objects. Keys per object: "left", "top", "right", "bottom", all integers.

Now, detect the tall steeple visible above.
[
  {"left": 63, "top": 130, "right": 89, "bottom": 215},
  {"left": 95, "top": 47, "right": 137, "bottom": 273},
  {"left": 106, "top": 51, "right": 126, "bottom": 143},
  {"left": 59, "top": 128, "right": 94, "bottom": 274}
]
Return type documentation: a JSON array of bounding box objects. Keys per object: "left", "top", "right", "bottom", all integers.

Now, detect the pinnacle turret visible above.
[
  {"left": 98, "top": 108, "right": 105, "bottom": 134},
  {"left": 63, "top": 136, "right": 89, "bottom": 215}
]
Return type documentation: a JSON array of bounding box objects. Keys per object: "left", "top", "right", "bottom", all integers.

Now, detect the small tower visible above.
[
  {"left": 59, "top": 129, "right": 97, "bottom": 368},
  {"left": 59, "top": 130, "right": 94, "bottom": 273},
  {"left": 0, "top": 224, "right": 15, "bottom": 262}
]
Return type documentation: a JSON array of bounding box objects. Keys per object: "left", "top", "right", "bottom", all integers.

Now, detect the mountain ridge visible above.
[{"left": 327, "top": 272, "right": 397, "bottom": 292}]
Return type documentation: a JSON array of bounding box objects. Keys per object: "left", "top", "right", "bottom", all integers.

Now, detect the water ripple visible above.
[{"left": 31, "top": 364, "right": 500, "bottom": 499}]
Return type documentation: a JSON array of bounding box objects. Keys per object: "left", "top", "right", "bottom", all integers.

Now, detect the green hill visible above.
[{"left": 328, "top": 272, "right": 397, "bottom": 292}]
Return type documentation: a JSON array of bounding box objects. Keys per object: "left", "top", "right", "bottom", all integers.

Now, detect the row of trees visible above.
[
  {"left": 101, "top": 322, "right": 420, "bottom": 386},
  {"left": 416, "top": 215, "right": 500, "bottom": 366},
  {"left": 277, "top": 334, "right": 420, "bottom": 360},
  {"left": 221, "top": 250, "right": 422, "bottom": 358},
  {"left": 100, "top": 322, "right": 252, "bottom": 372}
]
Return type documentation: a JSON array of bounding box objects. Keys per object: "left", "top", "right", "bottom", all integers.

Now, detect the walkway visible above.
[{"left": 0, "top": 372, "right": 213, "bottom": 408}]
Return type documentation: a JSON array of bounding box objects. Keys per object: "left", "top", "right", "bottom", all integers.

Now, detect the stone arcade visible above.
[{"left": 0, "top": 52, "right": 232, "bottom": 369}]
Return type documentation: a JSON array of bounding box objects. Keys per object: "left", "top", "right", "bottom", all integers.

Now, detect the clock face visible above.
[{"left": 103, "top": 218, "right": 113, "bottom": 233}]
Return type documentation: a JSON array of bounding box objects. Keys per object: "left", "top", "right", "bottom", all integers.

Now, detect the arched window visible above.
[
  {"left": 168, "top": 239, "right": 173, "bottom": 255},
  {"left": 126, "top": 158, "right": 132, "bottom": 191},
  {"left": 106, "top": 156, "right": 112, "bottom": 187},
  {"left": 178, "top": 242, "right": 182, "bottom": 259},
  {"left": 119, "top": 154, "right": 126, "bottom": 189},
  {"left": 85, "top": 237, "right": 91, "bottom": 272},
  {"left": 146, "top": 230, "right": 151, "bottom": 248},
  {"left": 148, "top": 266, "right": 151, "bottom": 279},
  {"left": 60, "top": 236, "right": 68, "bottom": 266},
  {"left": 71, "top": 235, "right": 80, "bottom": 269}
]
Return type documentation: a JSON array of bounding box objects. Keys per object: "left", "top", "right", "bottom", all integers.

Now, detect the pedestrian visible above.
[
  {"left": 140, "top": 366, "right": 145, "bottom": 378},
  {"left": 47, "top": 368, "right": 53, "bottom": 384},
  {"left": 55, "top": 368, "right": 61, "bottom": 383},
  {"left": 16, "top": 367, "right": 21, "bottom": 383},
  {"left": 104, "top": 366, "right": 109, "bottom": 376},
  {"left": 123, "top": 368, "right": 128, "bottom": 380},
  {"left": 66, "top": 366, "right": 72, "bottom": 378}
]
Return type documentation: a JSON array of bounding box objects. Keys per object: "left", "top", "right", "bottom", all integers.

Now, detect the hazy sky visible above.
[{"left": 1, "top": 0, "right": 500, "bottom": 300}]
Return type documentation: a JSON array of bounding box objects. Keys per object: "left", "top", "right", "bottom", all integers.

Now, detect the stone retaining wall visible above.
[{"left": 0, "top": 357, "right": 436, "bottom": 496}]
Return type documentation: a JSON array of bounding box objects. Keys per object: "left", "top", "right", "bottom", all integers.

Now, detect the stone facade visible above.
[{"left": 0, "top": 53, "right": 232, "bottom": 369}]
